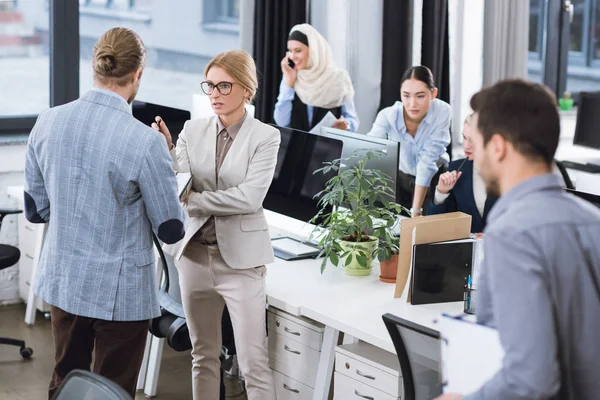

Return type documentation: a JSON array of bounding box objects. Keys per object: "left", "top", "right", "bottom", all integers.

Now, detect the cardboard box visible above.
[{"left": 394, "top": 212, "right": 472, "bottom": 299}]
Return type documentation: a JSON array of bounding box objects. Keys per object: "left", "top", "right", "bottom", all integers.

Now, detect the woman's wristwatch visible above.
[{"left": 410, "top": 207, "right": 423, "bottom": 216}]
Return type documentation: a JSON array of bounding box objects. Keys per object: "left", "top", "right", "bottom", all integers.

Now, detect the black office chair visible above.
[
  {"left": 555, "top": 159, "right": 575, "bottom": 190},
  {"left": 52, "top": 369, "right": 132, "bottom": 400},
  {"left": 382, "top": 313, "right": 440, "bottom": 400},
  {"left": 0, "top": 208, "right": 33, "bottom": 359}
]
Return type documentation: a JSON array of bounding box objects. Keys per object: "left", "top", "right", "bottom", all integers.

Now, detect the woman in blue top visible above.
[
  {"left": 368, "top": 66, "right": 451, "bottom": 217},
  {"left": 428, "top": 114, "right": 497, "bottom": 233},
  {"left": 273, "top": 23, "right": 359, "bottom": 132}
]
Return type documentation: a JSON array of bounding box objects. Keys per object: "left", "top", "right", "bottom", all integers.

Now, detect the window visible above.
[
  {"left": 528, "top": 0, "right": 545, "bottom": 83},
  {"left": 204, "top": 0, "right": 240, "bottom": 31},
  {"left": 0, "top": 0, "right": 50, "bottom": 116},
  {"left": 79, "top": 0, "right": 241, "bottom": 113},
  {"left": 529, "top": 0, "right": 600, "bottom": 98},
  {"left": 217, "top": 0, "right": 239, "bottom": 23}
]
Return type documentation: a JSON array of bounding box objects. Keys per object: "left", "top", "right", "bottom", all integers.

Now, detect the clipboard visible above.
[
  {"left": 439, "top": 314, "right": 504, "bottom": 395},
  {"left": 271, "top": 236, "right": 320, "bottom": 261}
]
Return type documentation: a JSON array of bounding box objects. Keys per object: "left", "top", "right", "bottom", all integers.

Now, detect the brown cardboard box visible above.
[{"left": 394, "top": 212, "right": 472, "bottom": 299}]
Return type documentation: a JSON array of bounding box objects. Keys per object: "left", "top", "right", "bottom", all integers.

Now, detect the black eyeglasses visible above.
[{"left": 201, "top": 81, "right": 237, "bottom": 96}]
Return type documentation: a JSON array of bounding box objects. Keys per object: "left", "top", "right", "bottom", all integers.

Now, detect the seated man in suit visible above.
[{"left": 428, "top": 114, "right": 497, "bottom": 233}]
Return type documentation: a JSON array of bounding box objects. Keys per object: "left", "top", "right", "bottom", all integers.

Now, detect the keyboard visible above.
[{"left": 560, "top": 160, "right": 600, "bottom": 173}]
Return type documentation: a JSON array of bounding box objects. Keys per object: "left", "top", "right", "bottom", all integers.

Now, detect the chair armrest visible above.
[
  {"left": 0, "top": 209, "right": 23, "bottom": 227},
  {"left": 0, "top": 208, "right": 23, "bottom": 217}
]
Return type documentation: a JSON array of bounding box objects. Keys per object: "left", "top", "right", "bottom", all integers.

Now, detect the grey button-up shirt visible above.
[{"left": 466, "top": 174, "right": 600, "bottom": 400}]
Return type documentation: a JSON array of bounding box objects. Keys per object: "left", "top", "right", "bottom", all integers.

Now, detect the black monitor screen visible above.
[
  {"left": 264, "top": 126, "right": 344, "bottom": 223},
  {"left": 132, "top": 100, "right": 191, "bottom": 145},
  {"left": 573, "top": 92, "right": 600, "bottom": 149}
]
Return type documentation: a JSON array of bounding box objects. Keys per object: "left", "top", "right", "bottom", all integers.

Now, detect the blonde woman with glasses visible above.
[{"left": 152, "top": 50, "right": 279, "bottom": 400}]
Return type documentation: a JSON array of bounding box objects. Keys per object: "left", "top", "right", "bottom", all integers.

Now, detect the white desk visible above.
[
  {"left": 141, "top": 210, "right": 463, "bottom": 399},
  {"left": 4, "top": 184, "right": 462, "bottom": 398}
]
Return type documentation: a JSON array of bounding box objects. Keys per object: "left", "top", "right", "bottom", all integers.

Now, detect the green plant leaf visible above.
[
  {"left": 344, "top": 253, "right": 353, "bottom": 266},
  {"left": 329, "top": 253, "right": 339, "bottom": 267},
  {"left": 356, "top": 253, "right": 368, "bottom": 268}
]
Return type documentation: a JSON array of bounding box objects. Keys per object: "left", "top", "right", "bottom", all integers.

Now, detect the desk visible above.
[
  {"left": 142, "top": 210, "right": 463, "bottom": 399},
  {"left": 3, "top": 185, "right": 461, "bottom": 398}
]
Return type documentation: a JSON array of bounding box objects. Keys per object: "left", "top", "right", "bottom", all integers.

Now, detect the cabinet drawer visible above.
[
  {"left": 268, "top": 330, "right": 320, "bottom": 388},
  {"left": 268, "top": 309, "right": 323, "bottom": 351},
  {"left": 334, "top": 372, "right": 398, "bottom": 400},
  {"left": 272, "top": 369, "right": 314, "bottom": 400},
  {"left": 335, "top": 352, "right": 401, "bottom": 397}
]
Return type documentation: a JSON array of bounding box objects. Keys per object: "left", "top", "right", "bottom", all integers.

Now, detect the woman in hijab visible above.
[{"left": 273, "top": 23, "right": 359, "bottom": 132}]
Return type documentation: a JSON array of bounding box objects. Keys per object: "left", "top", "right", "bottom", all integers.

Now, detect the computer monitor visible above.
[
  {"left": 264, "top": 126, "right": 344, "bottom": 223},
  {"left": 318, "top": 127, "right": 401, "bottom": 202},
  {"left": 573, "top": 92, "right": 600, "bottom": 150},
  {"left": 132, "top": 100, "right": 191, "bottom": 145},
  {"left": 566, "top": 188, "right": 600, "bottom": 209}
]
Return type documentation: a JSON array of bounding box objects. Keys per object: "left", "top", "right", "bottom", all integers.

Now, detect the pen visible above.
[
  {"left": 456, "top": 157, "right": 468, "bottom": 173},
  {"left": 467, "top": 274, "right": 472, "bottom": 289}
]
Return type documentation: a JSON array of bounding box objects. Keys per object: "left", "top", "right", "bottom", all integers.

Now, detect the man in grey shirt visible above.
[{"left": 437, "top": 80, "right": 600, "bottom": 400}]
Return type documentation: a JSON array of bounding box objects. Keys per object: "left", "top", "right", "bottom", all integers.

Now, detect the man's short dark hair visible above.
[{"left": 470, "top": 79, "right": 560, "bottom": 165}]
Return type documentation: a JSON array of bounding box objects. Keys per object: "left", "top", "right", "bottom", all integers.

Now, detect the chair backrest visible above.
[
  {"left": 382, "top": 313, "right": 441, "bottom": 400},
  {"left": 554, "top": 160, "right": 575, "bottom": 190},
  {"left": 52, "top": 370, "right": 132, "bottom": 400}
]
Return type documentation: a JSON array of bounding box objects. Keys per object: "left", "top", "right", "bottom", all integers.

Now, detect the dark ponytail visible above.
[{"left": 400, "top": 66, "right": 435, "bottom": 91}]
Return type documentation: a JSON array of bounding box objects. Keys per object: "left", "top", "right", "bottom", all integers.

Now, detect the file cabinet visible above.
[
  {"left": 267, "top": 307, "right": 325, "bottom": 399},
  {"left": 334, "top": 342, "right": 402, "bottom": 400}
]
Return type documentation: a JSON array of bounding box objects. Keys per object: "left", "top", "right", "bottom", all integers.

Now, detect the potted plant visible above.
[
  {"left": 377, "top": 233, "right": 400, "bottom": 283},
  {"left": 559, "top": 91, "right": 574, "bottom": 111},
  {"left": 310, "top": 150, "right": 407, "bottom": 276}
]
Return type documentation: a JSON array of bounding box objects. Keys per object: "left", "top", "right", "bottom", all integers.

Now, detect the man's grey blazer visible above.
[{"left": 24, "top": 89, "right": 185, "bottom": 321}]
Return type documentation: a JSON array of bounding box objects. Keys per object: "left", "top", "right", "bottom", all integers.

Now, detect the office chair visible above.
[
  {"left": 0, "top": 208, "right": 33, "bottom": 359},
  {"left": 382, "top": 313, "right": 440, "bottom": 400},
  {"left": 52, "top": 369, "right": 132, "bottom": 400},
  {"left": 555, "top": 160, "right": 575, "bottom": 190}
]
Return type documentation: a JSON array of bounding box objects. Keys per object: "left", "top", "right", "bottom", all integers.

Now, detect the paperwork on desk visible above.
[
  {"left": 309, "top": 111, "right": 338, "bottom": 134},
  {"left": 395, "top": 212, "right": 472, "bottom": 301},
  {"left": 439, "top": 314, "right": 504, "bottom": 395}
]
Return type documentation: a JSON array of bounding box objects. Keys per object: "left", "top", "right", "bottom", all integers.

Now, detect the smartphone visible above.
[{"left": 287, "top": 57, "right": 295, "bottom": 69}]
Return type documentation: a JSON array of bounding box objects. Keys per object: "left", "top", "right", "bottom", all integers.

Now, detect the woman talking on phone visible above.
[
  {"left": 273, "top": 23, "right": 359, "bottom": 132},
  {"left": 152, "top": 50, "right": 279, "bottom": 400},
  {"left": 367, "top": 66, "right": 451, "bottom": 217}
]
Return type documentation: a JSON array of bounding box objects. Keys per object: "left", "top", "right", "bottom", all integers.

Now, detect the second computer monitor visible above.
[
  {"left": 574, "top": 92, "right": 600, "bottom": 150},
  {"left": 319, "top": 127, "right": 400, "bottom": 203}
]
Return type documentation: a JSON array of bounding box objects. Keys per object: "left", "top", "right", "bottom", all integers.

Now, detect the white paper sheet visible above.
[
  {"left": 176, "top": 172, "right": 192, "bottom": 201},
  {"left": 439, "top": 314, "right": 503, "bottom": 395},
  {"left": 309, "top": 111, "right": 339, "bottom": 134}
]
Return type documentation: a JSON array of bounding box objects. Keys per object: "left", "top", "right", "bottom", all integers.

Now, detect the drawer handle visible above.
[
  {"left": 283, "top": 383, "right": 299, "bottom": 393},
  {"left": 284, "top": 345, "right": 301, "bottom": 355},
  {"left": 25, "top": 253, "right": 34, "bottom": 260},
  {"left": 356, "top": 369, "right": 376, "bottom": 380},
  {"left": 354, "top": 390, "right": 374, "bottom": 399},
  {"left": 25, "top": 225, "right": 34, "bottom": 231},
  {"left": 284, "top": 327, "right": 301, "bottom": 336}
]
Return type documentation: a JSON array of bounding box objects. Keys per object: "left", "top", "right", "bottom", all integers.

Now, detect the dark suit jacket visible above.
[{"left": 428, "top": 159, "right": 497, "bottom": 233}]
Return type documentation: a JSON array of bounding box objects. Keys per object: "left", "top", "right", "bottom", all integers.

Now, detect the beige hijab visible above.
[{"left": 289, "top": 24, "right": 355, "bottom": 109}]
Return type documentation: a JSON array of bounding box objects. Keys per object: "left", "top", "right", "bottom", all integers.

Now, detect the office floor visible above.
[{"left": 0, "top": 303, "right": 247, "bottom": 400}]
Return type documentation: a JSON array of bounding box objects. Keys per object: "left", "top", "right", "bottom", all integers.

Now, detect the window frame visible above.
[
  {"left": 530, "top": 0, "right": 600, "bottom": 101},
  {"left": 0, "top": 0, "right": 79, "bottom": 135},
  {"left": 203, "top": 0, "right": 240, "bottom": 33}
]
